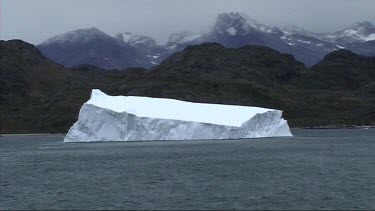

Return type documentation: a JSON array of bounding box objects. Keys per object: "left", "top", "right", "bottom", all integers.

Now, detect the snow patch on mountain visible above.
[
  {"left": 116, "top": 32, "right": 156, "bottom": 47},
  {"left": 336, "top": 44, "right": 345, "bottom": 49},
  {"left": 167, "top": 31, "right": 202, "bottom": 45},
  {"left": 364, "top": 34, "right": 375, "bottom": 41},
  {"left": 226, "top": 27, "right": 237, "bottom": 35}
]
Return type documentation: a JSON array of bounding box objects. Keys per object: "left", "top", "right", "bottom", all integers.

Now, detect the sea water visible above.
[{"left": 1, "top": 129, "right": 374, "bottom": 209}]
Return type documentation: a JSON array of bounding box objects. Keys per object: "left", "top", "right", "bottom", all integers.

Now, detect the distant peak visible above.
[
  {"left": 88, "top": 27, "right": 100, "bottom": 31},
  {"left": 341, "top": 21, "right": 375, "bottom": 33},
  {"left": 66, "top": 27, "right": 104, "bottom": 35},
  {"left": 39, "top": 27, "right": 110, "bottom": 46},
  {"left": 216, "top": 12, "right": 253, "bottom": 26},
  {"left": 330, "top": 21, "right": 375, "bottom": 42},
  {"left": 351, "top": 21, "right": 374, "bottom": 28},
  {"left": 218, "top": 12, "right": 245, "bottom": 20},
  {"left": 213, "top": 12, "right": 280, "bottom": 36}
]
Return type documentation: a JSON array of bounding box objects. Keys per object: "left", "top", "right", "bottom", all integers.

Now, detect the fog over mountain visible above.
[{"left": 2, "top": 0, "right": 375, "bottom": 45}]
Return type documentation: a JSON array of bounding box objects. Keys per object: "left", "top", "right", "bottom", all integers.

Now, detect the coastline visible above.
[
  {"left": 1, "top": 126, "right": 375, "bottom": 136},
  {"left": 0, "top": 133, "right": 66, "bottom": 136},
  {"left": 292, "top": 125, "right": 375, "bottom": 129}
]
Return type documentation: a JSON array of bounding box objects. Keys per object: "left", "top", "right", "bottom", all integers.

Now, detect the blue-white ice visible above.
[{"left": 64, "top": 89, "right": 292, "bottom": 142}]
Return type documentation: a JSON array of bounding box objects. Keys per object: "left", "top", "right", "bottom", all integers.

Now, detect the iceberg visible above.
[{"left": 64, "top": 89, "right": 292, "bottom": 142}]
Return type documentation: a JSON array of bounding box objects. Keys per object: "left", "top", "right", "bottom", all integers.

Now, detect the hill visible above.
[{"left": 1, "top": 40, "right": 374, "bottom": 133}]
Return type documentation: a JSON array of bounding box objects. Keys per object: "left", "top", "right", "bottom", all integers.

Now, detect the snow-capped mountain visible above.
[
  {"left": 207, "top": 12, "right": 287, "bottom": 50},
  {"left": 38, "top": 28, "right": 147, "bottom": 70},
  {"left": 213, "top": 12, "right": 283, "bottom": 36},
  {"left": 321, "top": 22, "right": 375, "bottom": 44},
  {"left": 37, "top": 13, "right": 375, "bottom": 70},
  {"left": 283, "top": 22, "right": 375, "bottom": 46},
  {"left": 205, "top": 12, "right": 375, "bottom": 66},
  {"left": 205, "top": 12, "right": 331, "bottom": 66},
  {"left": 282, "top": 21, "right": 375, "bottom": 57},
  {"left": 280, "top": 30, "right": 343, "bottom": 55},
  {"left": 40, "top": 27, "right": 112, "bottom": 46}
]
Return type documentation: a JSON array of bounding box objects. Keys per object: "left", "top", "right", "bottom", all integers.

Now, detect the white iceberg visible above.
[{"left": 64, "top": 89, "right": 292, "bottom": 142}]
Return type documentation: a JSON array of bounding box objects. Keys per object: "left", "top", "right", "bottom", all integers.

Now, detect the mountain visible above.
[
  {"left": 207, "top": 12, "right": 287, "bottom": 51},
  {"left": 205, "top": 12, "right": 334, "bottom": 66},
  {"left": 115, "top": 32, "right": 169, "bottom": 67},
  {"left": 37, "top": 13, "right": 375, "bottom": 69},
  {"left": 282, "top": 21, "right": 375, "bottom": 58},
  {"left": 280, "top": 31, "right": 343, "bottom": 66},
  {"left": 160, "top": 17, "right": 375, "bottom": 67},
  {"left": 283, "top": 22, "right": 375, "bottom": 45},
  {"left": 2, "top": 40, "right": 375, "bottom": 133},
  {"left": 347, "top": 40, "right": 375, "bottom": 56},
  {"left": 321, "top": 22, "right": 375, "bottom": 45},
  {"left": 38, "top": 28, "right": 147, "bottom": 70}
]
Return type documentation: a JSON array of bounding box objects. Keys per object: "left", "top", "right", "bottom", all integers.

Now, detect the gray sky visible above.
[{"left": 2, "top": 0, "right": 375, "bottom": 45}]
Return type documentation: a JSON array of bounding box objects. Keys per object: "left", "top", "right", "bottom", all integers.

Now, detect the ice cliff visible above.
[{"left": 64, "top": 89, "right": 292, "bottom": 142}]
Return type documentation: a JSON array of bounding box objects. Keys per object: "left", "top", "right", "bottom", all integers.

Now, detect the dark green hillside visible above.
[
  {"left": 1, "top": 40, "right": 374, "bottom": 133},
  {"left": 0, "top": 40, "right": 130, "bottom": 133}
]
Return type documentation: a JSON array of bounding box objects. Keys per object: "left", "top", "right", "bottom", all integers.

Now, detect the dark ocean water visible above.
[{"left": 1, "top": 129, "right": 374, "bottom": 210}]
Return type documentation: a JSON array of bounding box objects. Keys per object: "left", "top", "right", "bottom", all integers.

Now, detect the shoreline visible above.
[
  {"left": 0, "top": 133, "right": 66, "bottom": 136},
  {"left": 292, "top": 125, "right": 375, "bottom": 129},
  {"left": 1, "top": 126, "right": 375, "bottom": 136}
]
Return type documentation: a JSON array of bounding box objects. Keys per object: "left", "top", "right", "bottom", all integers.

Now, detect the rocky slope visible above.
[{"left": 1, "top": 40, "right": 374, "bottom": 133}]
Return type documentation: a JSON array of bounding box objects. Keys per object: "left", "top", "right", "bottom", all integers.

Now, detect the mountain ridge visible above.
[{"left": 37, "top": 12, "right": 375, "bottom": 69}]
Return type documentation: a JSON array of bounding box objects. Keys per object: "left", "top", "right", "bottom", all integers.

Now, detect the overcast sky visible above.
[{"left": 2, "top": 0, "right": 375, "bottom": 45}]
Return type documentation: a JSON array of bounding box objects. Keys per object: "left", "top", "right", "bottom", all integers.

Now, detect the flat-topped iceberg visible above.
[{"left": 64, "top": 89, "right": 292, "bottom": 142}]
